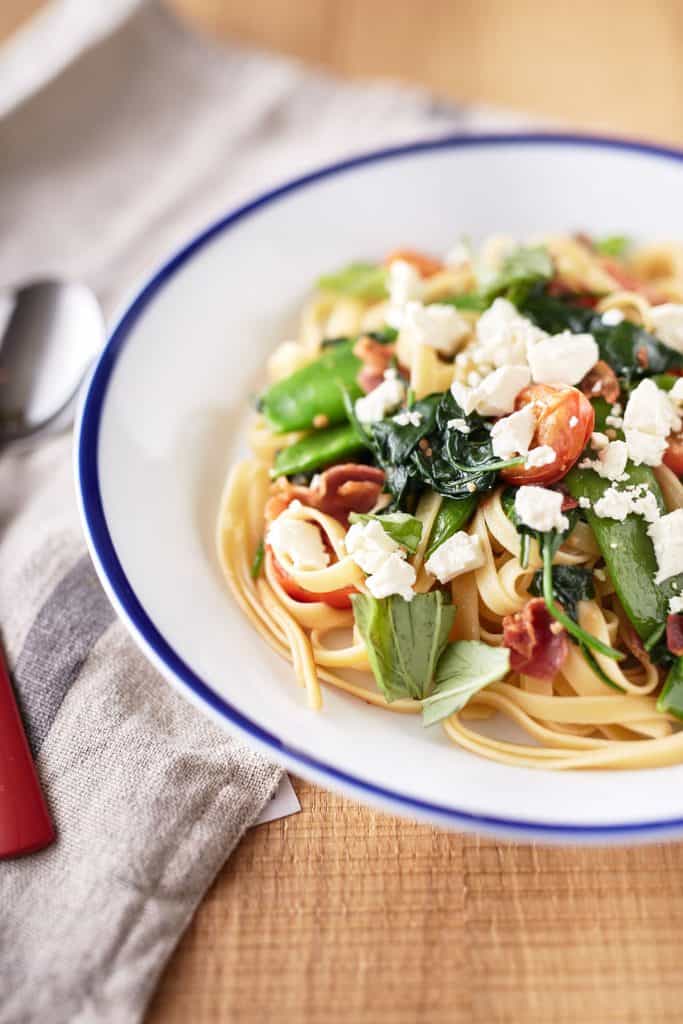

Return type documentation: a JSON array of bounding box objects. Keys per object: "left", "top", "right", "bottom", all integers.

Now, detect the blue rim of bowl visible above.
[{"left": 77, "top": 131, "right": 683, "bottom": 841}]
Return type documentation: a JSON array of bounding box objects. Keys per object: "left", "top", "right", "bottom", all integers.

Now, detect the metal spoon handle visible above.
[{"left": 0, "top": 643, "right": 54, "bottom": 858}]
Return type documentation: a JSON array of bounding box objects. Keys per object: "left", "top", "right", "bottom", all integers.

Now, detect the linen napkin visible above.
[{"left": 0, "top": 3, "right": 521, "bottom": 1021}]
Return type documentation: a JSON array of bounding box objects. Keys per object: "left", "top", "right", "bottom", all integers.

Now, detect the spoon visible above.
[{"left": 0, "top": 279, "right": 104, "bottom": 858}]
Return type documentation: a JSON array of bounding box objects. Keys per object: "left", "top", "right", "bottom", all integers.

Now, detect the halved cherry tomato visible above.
[
  {"left": 269, "top": 548, "right": 355, "bottom": 610},
  {"left": 384, "top": 248, "right": 443, "bottom": 277},
  {"left": 500, "top": 384, "right": 595, "bottom": 485},
  {"left": 664, "top": 431, "right": 683, "bottom": 477}
]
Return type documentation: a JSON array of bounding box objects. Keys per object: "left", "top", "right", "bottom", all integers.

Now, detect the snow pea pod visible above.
[
  {"left": 658, "top": 657, "right": 683, "bottom": 720},
  {"left": 272, "top": 423, "right": 365, "bottom": 478},
  {"left": 564, "top": 463, "right": 667, "bottom": 646},
  {"left": 425, "top": 494, "right": 479, "bottom": 559},
  {"left": 260, "top": 341, "right": 362, "bottom": 432}
]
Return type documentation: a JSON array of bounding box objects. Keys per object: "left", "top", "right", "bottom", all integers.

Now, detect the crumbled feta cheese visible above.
[
  {"left": 514, "top": 487, "right": 569, "bottom": 533},
  {"left": 593, "top": 482, "right": 660, "bottom": 523},
  {"left": 425, "top": 532, "right": 485, "bottom": 583},
  {"left": 669, "top": 595, "right": 683, "bottom": 615},
  {"left": 490, "top": 405, "right": 536, "bottom": 459},
  {"left": 402, "top": 301, "right": 469, "bottom": 356},
  {"left": 385, "top": 260, "right": 424, "bottom": 329},
  {"left": 365, "top": 553, "right": 416, "bottom": 601},
  {"left": 611, "top": 403, "right": 623, "bottom": 416},
  {"left": 569, "top": 415, "right": 579, "bottom": 428},
  {"left": 648, "top": 510, "right": 683, "bottom": 583},
  {"left": 591, "top": 432, "right": 610, "bottom": 450},
  {"left": 393, "top": 410, "right": 423, "bottom": 427},
  {"left": 475, "top": 297, "right": 547, "bottom": 368},
  {"left": 525, "top": 445, "right": 557, "bottom": 469},
  {"left": 648, "top": 303, "right": 683, "bottom": 354},
  {"left": 601, "top": 308, "right": 625, "bottom": 326},
  {"left": 526, "top": 331, "right": 599, "bottom": 386},
  {"left": 580, "top": 439, "right": 628, "bottom": 481},
  {"left": 605, "top": 414, "right": 623, "bottom": 429},
  {"left": 355, "top": 376, "right": 405, "bottom": 423},
  {"left": 452, "top": 365, "right": 531, "bottom": 418},
  {"left": 444, "top": 240, "right": 471, "bottom": 268},
  {"left": 267, "top": 517, "right": 330, "bottom": 570},
  {"left": 447, "top": 418, "right": 471, "bottom": 434},
  {"left": 671, "top": 378, "right": 683, "bottom": 403},
  {"left": 623, "top": 378, "right": 681, "bottom": 466},
  {"left": 345, "top": 519, "right": 402, "bottom": 574},
  {"left": 578, "top": 496, "right": 591, "bottom": 509}
]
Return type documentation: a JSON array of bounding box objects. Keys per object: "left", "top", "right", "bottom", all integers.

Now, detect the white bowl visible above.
[{"left": 76, "top": 133, "right": 683, "bottom": 844}]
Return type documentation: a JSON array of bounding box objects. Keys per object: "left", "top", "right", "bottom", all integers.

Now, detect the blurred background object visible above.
[{"left": 4, "top": 0, "right": 683, "bottom": 143}]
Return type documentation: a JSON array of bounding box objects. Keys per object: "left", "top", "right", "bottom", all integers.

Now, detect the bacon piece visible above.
[
  {"left": 503, "top": 598, "right": 569, "bottom": 680},
  {"left": 620, "top": 618, "right": 653, "bottom": 669},
  {"left": 384, "top": 248, "right": 443, "bottom": 277},
  {"left": 667, "top": 614, "right": 683, "bottom": 657},
  {"left": 354, "top": 336, "right": 396, "bottom": 394},
  {"left": 267, "top": 464, "right": 385, "bottom": 526},
  {"left": 579, "top": 360, "right": 620, "bottom": 404}
]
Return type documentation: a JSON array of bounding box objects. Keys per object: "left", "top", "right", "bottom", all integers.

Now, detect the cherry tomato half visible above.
[
  {"left": 269, "top": 548, "right": 355, "bottom": 610},
  {"left": 500, "top": 384, "right": 595, "bottom": 486},
  {"left": 664, "top": 431, "right": 683, "bottom": 477}
]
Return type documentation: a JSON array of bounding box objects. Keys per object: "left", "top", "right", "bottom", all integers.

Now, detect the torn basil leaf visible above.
[
  {"left": 351, "top": 591, "right": 455, "bottom": 702},
  {"left": 421, "top": 641, "right": 510, "bottom": 726}
]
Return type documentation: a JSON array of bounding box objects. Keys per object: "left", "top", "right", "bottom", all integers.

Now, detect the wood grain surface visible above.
[{"left": 5, "top": 1, "right": 683, "bottom": 1020}]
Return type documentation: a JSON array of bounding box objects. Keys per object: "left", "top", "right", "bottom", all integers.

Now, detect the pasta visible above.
[{"left": 217, "top": 235, "right": 683, "bottom": 770}]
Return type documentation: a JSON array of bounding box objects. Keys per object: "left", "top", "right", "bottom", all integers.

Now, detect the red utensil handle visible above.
[{"left": 0, "top": 644, "right": 54, "bottom": 858}]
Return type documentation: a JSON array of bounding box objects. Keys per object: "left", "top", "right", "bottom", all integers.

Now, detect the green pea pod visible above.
[
  {"left": 565, "top": 463, "right": 667, "bottom": 645},
  {"left": 260, "top": 341, "right": 362, "bottom": 432},
  {"left": 272, "top": 423, "right": 365, "bottom": 478},
  {"left": 658, "top": 657, "right": 683, "bottom": 720},
  {"left": 425, "top": 494, "right": 479, "bottom": 560}
]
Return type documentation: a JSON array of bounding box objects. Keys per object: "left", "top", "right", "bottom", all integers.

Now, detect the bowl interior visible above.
[{"left": 81, "top": 137, "right": 683, "bottom": 839}]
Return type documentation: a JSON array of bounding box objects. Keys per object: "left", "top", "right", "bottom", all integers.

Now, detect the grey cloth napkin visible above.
[{"left": 0, "top": 4, "right": 519, "bottom": 1022}]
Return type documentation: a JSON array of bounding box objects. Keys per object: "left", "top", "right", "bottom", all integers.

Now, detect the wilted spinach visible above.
[{"left": 529, "top": 565, "right": 595, "bottom": 624}]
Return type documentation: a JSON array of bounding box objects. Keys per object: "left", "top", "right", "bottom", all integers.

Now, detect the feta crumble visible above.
[
  {"left": 425, "top": 532, "right": 485, "bottom": 584},
  {"left": 593, "top": 483, "right": 660, "bottom": 523},
  {"left": 385, "top": 260, "right": 424, "bottom": 329},
  {"left": 365, "top": 553, "right": 416, "bottom": 601},
  {"left": 514, "top": 486, "right": 569, "bottom": 533},
  {"left": 623, "top": 378, "right": 681, "bottom": 466},
  {"left": 669, "top": 595, "right": 683, "bottom": 615},
  {"left": 452, "top": 365, "right": 531, "bottom": 417},
  {"left": 648, "top": 510, "right": 683, "bottom": 583},
  {"left": 490, "top": 405, "right": 536, "bottom": 459},
  {"left": 601, "top": 308, "right": 625, "bottom": 326},
  {"left": 393, "top": 410, "right": 423, "bottom": 427},
  {"left": 526, "top": 331, "right": 599, "bottom": 386},
  {"left": 355, "top": 376, "right": 405, "bottom": 424},
  {"left": 267, "top": 517, "right": 330, "bottom": 571},
  {"left": 579, "top": 439, "right": 628, "bottom": 481},
  {"left": 648, "top": 303, "right": 683, "bottom": 354},
  {"left": 475, "top": 297, "right": 547, "bottom": 368},
  {"left": 591, "top": 432, "right": 610, "bottom": 450},
  {"left": 402, "top": 300, "right": 469, "bottom": 356},
  {"left": 447, "top": 417, "right": 471, "bottom": 434},
  {"left": 525, "top": 445, "right": 557, "bottom": 469}
]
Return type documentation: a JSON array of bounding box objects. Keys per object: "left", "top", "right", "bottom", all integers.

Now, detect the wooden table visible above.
[{"left": 5, "top": 2, "right": 683, "bottom": 1020}]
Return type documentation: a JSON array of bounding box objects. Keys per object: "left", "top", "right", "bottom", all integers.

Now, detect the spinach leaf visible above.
[
  {"left": 658, "top": 657, "right": 683, "bottom": 720},
  {"left": 517, "top": 286, "right": 683, "bottom": 381},
  {"left": 352, "top": 591, "right": 455, "bottom": 702},
  {"left": 410, "top": 391, "right": 507, "bottom": 500},
  {"left": 529, "top": 565, "right": 595, "bottom": 624},
  {"left": 365, "top": 394, "right": 442, "bottom": 505},
  {"left": 421, "top": 641, "right": 510, "bottom": 726},
  {"left": 317, "top": 261, "right": 388, "bottom": 300},
  {"left": 483, "top": 245, "right": 553, "bottom": 303},
  {"left": 349, "top": 511, "right": 423, "bottom": 553}
]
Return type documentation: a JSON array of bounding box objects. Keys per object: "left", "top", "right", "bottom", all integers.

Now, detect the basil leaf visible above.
[
  {"left": 529, "top": 565, "right": 595, "bottom": 624},
  {"left": 352, "top": 591, "right": 455, "bottom": 702},
  {"left": 317, "top": 262, "right": 388, "bottom": 300},
  {"left": 594, "top": 235, "right": 630, "bottom": 258},
  {"left": 422, "top": 641, "right": 510, "bottom": 726},
  {"left": 483, "top": 245, "right": 553, "bottom": 303},
  {"left": 349, "top": 511, "right": 423, "bottom": 553}
]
